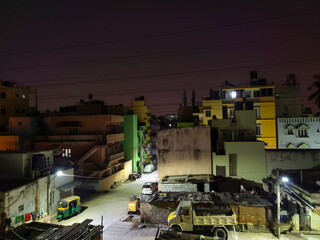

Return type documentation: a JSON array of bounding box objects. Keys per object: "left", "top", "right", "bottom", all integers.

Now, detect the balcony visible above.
[{"left": 106, "top": 152, "right": 124, "bottom": 162}]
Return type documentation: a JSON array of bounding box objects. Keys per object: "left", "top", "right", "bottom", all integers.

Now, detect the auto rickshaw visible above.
[
  {"left": 57, "top": 195, "right": 81, "bottom": 221},
  {"left": 128, "top": 196, "right": 140, "bottom": 214}
]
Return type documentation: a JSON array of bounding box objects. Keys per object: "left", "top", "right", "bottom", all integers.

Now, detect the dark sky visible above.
[{"left": 0, "top": 0, "right": 320, "bottom": 115}]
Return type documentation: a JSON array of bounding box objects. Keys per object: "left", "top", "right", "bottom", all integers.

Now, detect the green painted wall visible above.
[{"left": 123, "top": 115, "right": 140, "bottom": 172}]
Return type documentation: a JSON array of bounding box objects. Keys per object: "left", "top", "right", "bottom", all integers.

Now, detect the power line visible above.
[
  {"left": 27, "top": 57, "right": 320, "bottom": 88},
  {"left": 0, "top": 11, "right": 318, "bottom": 57},
  {"left": 1, "top": 31, "right": 319, "bottom": 72}
]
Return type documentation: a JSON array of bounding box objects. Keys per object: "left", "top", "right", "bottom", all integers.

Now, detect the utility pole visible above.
[{"left": 277, "top": 169, "right": 281, "bottom": 238}]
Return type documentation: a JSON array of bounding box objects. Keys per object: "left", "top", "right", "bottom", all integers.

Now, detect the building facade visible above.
[
  {"left": 32, "top": 114, "right": 128, "bottom": 192},
  {"left": 157, "top": 126, "right": 212, "bottom": 189},
  {"left": 277, "top": 117, "right": 320, "bottom": 149},
  {"left": 0, "top": 81, "right": 37, "bottom": 135}
]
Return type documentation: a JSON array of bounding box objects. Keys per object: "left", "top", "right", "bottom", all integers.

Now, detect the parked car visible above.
[
  {"left": 141, "top": 182, "right": 158, "bottom": 195},
  {"left": 143, "top": 164, "right": 155, "bottom": 173}
]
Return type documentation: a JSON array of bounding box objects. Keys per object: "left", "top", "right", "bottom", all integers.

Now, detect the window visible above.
[
  {"left": 0, "top": 92, "right": 6, "bottom": 99},
  {"left": 216, "top": 166, "right": 226, "bottom": 177},
  {"left": 62, "top": 149, "right": 71, "bottom": 158},
  {"left": 317, "top": 129, "right": 320, "bottom": 133},
  {"left": 205, "top": 110, "right": 211, "bottom": 117},
  {"left": 0, "top": 109, "right": 6, "bottom": 116},
  {"left": 256, "top": 125, "right": 261, "bottom": 136},
  {"left": 229, "top": 154, "right": 237, "bottom": 176},
  {"left": 287, "top": 129, "right": 293, "bottom": 135},
  {"left": 0, "top": 125, "right": 5, "bottom": 132},
  {"left": 298, "top": 129, "right": 308, "bottom": 137},
  {"left": 229, "top": 109, "right": 235, "bottom": 118},
  {"left": 253, "top": 90, "right": 260, "bottom": 97},
  {"left": 238, "top": 131, "right": 244, "bottom": 140},
  {"left": 245, "top": 90, "right": 251, "bottom": 98},
  {"left": 255, "top": 108, "right": 261, "bottom": 119},
  {"left": 18, "top": 204, "right": 24, "bottom": 212}
]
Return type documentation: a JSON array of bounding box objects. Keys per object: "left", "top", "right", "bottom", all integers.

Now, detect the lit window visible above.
[
  {"left": 256, "top": 125, "right": 261, "bottom": 136},
  {"left": 229, "top": 109, "right": 235, "bottom": 118},
  {"left": 230, "top": 91, "right": 236, "bottom": 99},
  {"left": 62, "top": 149, "right": 71, "bottom": 158}
]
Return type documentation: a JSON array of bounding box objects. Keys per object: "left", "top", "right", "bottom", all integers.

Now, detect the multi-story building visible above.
[
  {"left": 122, "top": 114, "right": 141, "bottom": 172},
  {"left": 32, "top": 114, "right": 129, "bottom": 192},
  {"left": 277, "top": 117, "right": 320, "bottom": 149},
  {"left": 193, "top": 71, "right": 301, "bottom": 149},
  {"left": 124, "top": 96, "right": 151, "bottom": 165},
  {"left": 0, "top": 80, "right": 37, "bottom": 135}
]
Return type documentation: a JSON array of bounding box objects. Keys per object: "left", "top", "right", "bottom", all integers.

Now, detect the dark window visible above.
[
  {"left": 261, "top": 89, "right": 267, "bottom": 97},
  {"left": 205, "top": 110, "right": 211, "bottom": 117},
  {"left": 0, "top": 125, "right": 5, "bottom": 132},
  {"left": 267, "top": 88, "right": 273, "bottom": 96},
  {"left": 216, "top": 166, "right": 226, "bottom": 177},
  {"left": 0, "top": 109, "right": 6, "bottom": 116},
  {"left": 0, "top": 92, "right": 6, "bottom": 98},
  {"left": 229, "top": 154, "right": 237, "bottom": 176},
  {"left": 254, "top": 90, "right": 260, "bottom": 97}
]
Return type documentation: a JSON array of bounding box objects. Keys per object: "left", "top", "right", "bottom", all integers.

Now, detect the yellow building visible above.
[
  {"left": 221, "top": 84, "right": 276, "bottom": 149},
  {"left": 194, "top": 83, "right": 277, "bottom": 149},
  {"left": 0, "top": 81, "right": 37, "bottom": 135}
]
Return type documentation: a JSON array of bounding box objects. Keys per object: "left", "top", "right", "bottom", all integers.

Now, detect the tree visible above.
[{"left": 308, "top": 74, "right": 320, "bottom": 110}]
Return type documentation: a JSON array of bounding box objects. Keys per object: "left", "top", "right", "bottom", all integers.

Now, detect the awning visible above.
[{"left": 57, "top": 181, "right": 82, "bottom": 192}]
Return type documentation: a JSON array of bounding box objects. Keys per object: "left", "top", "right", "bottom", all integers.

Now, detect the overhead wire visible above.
[{"left": 0, "top": 10, "right": 318, "bottom": 57}]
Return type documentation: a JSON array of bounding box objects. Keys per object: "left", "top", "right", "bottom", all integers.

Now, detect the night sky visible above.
[{"left": 0, "top": 1, "right": 319, "bottom": 115}]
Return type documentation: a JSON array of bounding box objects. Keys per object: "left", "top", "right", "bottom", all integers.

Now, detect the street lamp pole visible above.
[{"left": 277, "top": 169, "right": 281, "bottom": 238}]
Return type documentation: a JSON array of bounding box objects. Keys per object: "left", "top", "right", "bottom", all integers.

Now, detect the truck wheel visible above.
[
  {"left": 171, "top": 225, "right": 182, "bottom": 232},
  {"left": 213, "top": 228, "right": 227, "bottom": 240}
]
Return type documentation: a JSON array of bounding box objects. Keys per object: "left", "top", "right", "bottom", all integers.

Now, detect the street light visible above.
[
  {"left": 47, "top": 170, "right": 63, "bottom": 218},
  {"left": 275, "top": 171, "right": 290, "bottom": 239}
]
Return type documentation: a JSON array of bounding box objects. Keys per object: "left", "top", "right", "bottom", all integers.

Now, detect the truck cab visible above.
[{"left": 168, "top": 200, "right": 193, "bottom": 231}]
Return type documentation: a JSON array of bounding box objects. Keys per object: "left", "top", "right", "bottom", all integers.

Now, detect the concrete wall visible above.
[
  {"left": 98, "top": 160, "right": 132, "bottom": 192},
  {"left": 9, "top": 116, "right": 39, "bottom": 136},
  {"left": 157, "top": 126, "right": 212, "bottom": 188},
  {"left": 277, "top": 117, "right": 320, "bottom": 149},
  {"left": 213, "top": 141, "right": 267, "bottom": 183},
  {"left": 161, "top": 183, "right": 198, "bottom": 193},
  {"left": 266, "top": 149, "right": 320, "bottom": 175}
]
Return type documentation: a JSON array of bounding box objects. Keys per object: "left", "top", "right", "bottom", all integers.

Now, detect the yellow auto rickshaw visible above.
[{"left": 57, "top": 195, "right": 81, "bottom": 221}]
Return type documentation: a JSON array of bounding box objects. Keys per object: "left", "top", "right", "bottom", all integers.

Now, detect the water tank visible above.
[
  {"left": 32, "top": 154, "right": 47, "bottom": 169},
  {"left": 250, "top": 71, "right": 258, "bottom": 79}
]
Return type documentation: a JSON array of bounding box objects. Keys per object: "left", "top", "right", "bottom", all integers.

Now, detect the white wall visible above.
[{"left": 213, "top": 141, "right": 267, "bottom": 183}]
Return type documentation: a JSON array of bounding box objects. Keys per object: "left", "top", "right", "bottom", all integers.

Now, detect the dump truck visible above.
[{"left": 167, "top": 200, "right": 237, "bottom": 239}]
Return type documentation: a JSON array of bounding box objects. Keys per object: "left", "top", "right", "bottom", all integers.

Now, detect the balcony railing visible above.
[{"left": 107, "top": 152, "right": 124, "bottom": 162}]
